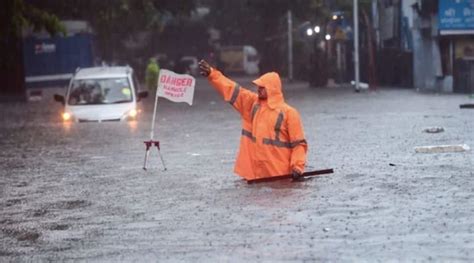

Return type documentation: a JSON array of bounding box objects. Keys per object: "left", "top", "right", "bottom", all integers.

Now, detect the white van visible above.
[
  {"left": 54, "top": 66, "right": 148, "bottom": 122},
  {"left": 219, "top": 45, "right": 259, "bottom": 75}
]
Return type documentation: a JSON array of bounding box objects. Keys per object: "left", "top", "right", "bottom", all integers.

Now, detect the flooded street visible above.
[{"left": 1, "top": 78, "right": 473, "bottom": 261}]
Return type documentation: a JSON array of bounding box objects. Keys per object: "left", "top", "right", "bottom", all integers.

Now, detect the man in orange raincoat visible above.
[{"left": 199, "top": 60, "right": 307, "bottom": 181}]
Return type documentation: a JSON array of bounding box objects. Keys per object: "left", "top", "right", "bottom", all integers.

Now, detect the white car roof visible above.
[{"left": 74, "top": 66, "right": 132, "bottom": 80}]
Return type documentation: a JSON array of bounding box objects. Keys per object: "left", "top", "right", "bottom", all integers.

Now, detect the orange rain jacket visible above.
[{"left": 208, "top": 68, "right": 308, "bottom": 180}]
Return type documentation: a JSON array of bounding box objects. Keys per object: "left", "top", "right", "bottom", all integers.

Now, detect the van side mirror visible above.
[
  {"left": 137, "top": 90, "right": 148, "bottom": 101},
  {"left": 54, "top": 94, "right": 65, "bottom": 105}
]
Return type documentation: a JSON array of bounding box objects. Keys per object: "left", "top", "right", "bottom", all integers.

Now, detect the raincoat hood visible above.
[{"left": 252, "top": 72, "right": 284, "bottom": 109}]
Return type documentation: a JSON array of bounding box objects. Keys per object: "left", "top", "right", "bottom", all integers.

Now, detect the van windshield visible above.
[{"left": 68, "top": 78, "right": 133, "bottom": 105}]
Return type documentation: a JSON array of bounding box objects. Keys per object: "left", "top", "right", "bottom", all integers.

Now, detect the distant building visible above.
[
  {"left": 372, "top": 0, "right": 474, "bottom": 93},
  {"left": 372, "top": 0, "right": 413, "bottom": 88}
]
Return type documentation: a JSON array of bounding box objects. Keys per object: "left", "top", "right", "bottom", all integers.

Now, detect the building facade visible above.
[
  {"left": 372, "top": 0, "right": 474, "bottom": 93},
  {"left": 404, "top": 0, "right": 474, "bottom": 93}
]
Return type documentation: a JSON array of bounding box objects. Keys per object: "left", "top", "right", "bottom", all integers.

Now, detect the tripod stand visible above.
[{"left": 143, "top": 140, "right": 167, "bottom": 170}]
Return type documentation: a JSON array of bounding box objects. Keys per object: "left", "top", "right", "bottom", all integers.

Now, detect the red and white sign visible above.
[
  {"left": 157, "top": 69, "right": 195, "bottom": 105},
  {"left": 35, "top": 43, "right": 56, "bottom": 54}
]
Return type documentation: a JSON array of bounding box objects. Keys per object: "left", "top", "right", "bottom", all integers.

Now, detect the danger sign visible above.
[{"left": 157, "top": 69, "right": 195, "bottom": 105}]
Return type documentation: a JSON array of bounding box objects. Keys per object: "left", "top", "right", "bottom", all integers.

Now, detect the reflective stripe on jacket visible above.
[{"left": 208, "top": 68, "right": 307, "bottom": 180}]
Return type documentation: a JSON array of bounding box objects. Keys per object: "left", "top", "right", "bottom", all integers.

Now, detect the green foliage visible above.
[
  {"left": 206, "top": 0, "right": 327, "bottom": 45},
  {"left": 27, "top": 0, "right": 195, "bottom": 57},
  {"left": 1, "top": 0, "right": 65, "bottom": 37},
  {"left": 145, "top": 59, "right": 160, "bottom": 91},
  {"left": 205, "top": 0, "right": 373, "bottom": 76},
  {"left": 0, "top": 0, "right": 65, "bottom": 69},
  {"left": 26, "top": 7, "right": 66, "bottom": 36}
]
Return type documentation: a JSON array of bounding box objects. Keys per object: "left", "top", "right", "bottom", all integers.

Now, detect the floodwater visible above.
[{"left": 1, "top": 77, "right": 473, "bottom": 261}]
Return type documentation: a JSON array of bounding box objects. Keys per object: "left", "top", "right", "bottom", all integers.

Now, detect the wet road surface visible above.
[{"left": 1, "top": 78, "right": 473, "bottom": 261}]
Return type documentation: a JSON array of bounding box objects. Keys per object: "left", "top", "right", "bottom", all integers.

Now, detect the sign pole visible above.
[
  {"left": 143, "top": 70, "right": 167, "bottom": 171},
  {"left": 149, "top": 81, "right": 160, "bottom": 141}
]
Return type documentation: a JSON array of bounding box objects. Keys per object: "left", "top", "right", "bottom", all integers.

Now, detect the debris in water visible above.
[
  {"left": 459, "top": 104, "right": 474, "bottom": 109},
  {"left": 414, "top": 144, "right": 470, "bottom": 153},
  {"left": 423, "top": 127, "right": 444, "bottom": 133}
]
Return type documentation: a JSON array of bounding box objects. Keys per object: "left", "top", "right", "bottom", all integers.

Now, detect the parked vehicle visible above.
[
  {"left": 23, "top": 20, "right": 94, "bottom": 89},
  {"left": 219, "top": 45, "right": 259, "bottom": 75},
  {"left": 54, "top": 66, "right": 148, "bottom": 122}
]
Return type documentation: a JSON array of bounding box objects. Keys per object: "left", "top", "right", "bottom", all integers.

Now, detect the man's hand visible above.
[
  {"left": 291, "top": 169, "right": 304, "bottom": 182},
  {"left": 199, "top": 59, "right": 212, "bottom": 77}
]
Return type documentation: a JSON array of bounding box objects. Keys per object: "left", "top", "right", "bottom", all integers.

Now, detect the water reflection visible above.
[
  {"left": 232, "top": 177, "right": 317, "bottom": 209},
  {"left": 127, "top": 120, "right": 138, "bottom": 133},
  {"left": 62, "top": 120, "right": 72, "bottom": 133},
  {"left": 234, "top": 177, "right": 315, "bottom": 190}
]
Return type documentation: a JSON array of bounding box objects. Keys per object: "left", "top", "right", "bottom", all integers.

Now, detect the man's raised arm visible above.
[{"left": 199, "top": 60, "right": 257, "bottom": 121}]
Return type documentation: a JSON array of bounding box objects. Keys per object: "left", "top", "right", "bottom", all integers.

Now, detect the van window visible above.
[{"left": 68, "top": 78, "right": 132, "bottom": 105}]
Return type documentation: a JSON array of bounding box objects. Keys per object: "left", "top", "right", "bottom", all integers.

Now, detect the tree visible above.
[
  {"left": 27, "top": 0, "right": 196, "bottom": 62},
  {"left": 0, "top": 0, "right": 65, "bottom": 101},
  {"left": 204, "top": 0, "right": 329, "bottom": 75},
  {"left": 25, "top": 0, "right": 197, "bottom": 80},
  {"left": 203, "top": 0, "right": 377, "bottom": 82}
]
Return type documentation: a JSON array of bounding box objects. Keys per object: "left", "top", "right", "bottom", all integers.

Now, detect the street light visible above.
[
  {"left": 325, "top": 34, "right": 331, "bottom": 40},
  {"left": 305, "top": 23, "right": 324, "bottom": 87},
  {"left": 314, "top": 26, "right": 321, "bottom": 33},
  {"left": 354, "top": 0, "right": 360, "bottom": 91}
]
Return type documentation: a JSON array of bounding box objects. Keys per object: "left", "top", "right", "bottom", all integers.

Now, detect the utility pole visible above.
[
  {"left": 353, "top": 0, "right": 360, "bottom": 91},
  {"left": 287, "top": 10, "right": 293, "bottom": 82}
]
